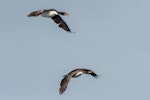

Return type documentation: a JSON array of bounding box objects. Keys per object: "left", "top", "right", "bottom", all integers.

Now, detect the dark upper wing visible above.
[
  {"left": 59, "top": 75, "right": 71, "bottom": 94},
  {"left": 59, "top": 22, "right": 71, "bottom": 32},
  {"left": 28, "top": 10, "right": 43, "bottom": 17},
  {"left": 51, "top": 15, "right": 71, "bottom": 32}
]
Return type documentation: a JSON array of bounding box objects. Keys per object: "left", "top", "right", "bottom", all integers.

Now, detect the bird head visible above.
[{"left": 63, "top": 12, "right": 69, "bottom": 16}]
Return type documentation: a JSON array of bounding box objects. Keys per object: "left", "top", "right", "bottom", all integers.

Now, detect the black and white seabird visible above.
[
  {"left": 28, "top": 9, "right": 72, "bottom": 32},
  {"left": 59, "top": 68, "right": 98, "bottom": 94}
]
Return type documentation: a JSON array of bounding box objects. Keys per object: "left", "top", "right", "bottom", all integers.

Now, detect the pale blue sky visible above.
[{"left": 0, "top": 0, "right": 150, "bottom": 100}]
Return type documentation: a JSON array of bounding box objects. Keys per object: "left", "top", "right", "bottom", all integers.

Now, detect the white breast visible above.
[
  {"left": 41, "top": 11, "right": 58, "bottom": 18},
  {"left": 50, "top": 11, "right": 58, "bottom": 17},
  {"left": 73, "top": 71, "right": 83, "bottom": 78}
]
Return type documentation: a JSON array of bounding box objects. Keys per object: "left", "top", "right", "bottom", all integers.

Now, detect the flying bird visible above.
[
  {"left": 59, "top": 68, "right": 98, "bottom": 94},
  {"left": 28, "top": 9, "right": 72, "bottom": 32}
]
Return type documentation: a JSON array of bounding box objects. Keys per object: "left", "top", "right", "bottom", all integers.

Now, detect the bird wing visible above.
[
  {"left": 51, "top": 15, "right": 71, "bottom": 32},
  {"left": 28, "top": 10, "right": 43, "bottom": 17},
  {"left": 59, "top": 75, "right": 71, "bottom": 94},
  {"left": 59, "top": 70, "right": 79, "bottom": 94}
]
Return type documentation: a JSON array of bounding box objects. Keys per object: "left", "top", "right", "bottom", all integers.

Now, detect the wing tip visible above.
[
  {"left": 59, "top": 87, "right": 65, "bottom": 95},
  {"left": 59, "top": 89, "right": 63, "bottom": 95}
]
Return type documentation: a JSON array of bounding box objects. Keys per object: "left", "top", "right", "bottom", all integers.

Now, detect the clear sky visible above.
[{"left": 0, "top": 0, "right": 150, "bottom": 100}]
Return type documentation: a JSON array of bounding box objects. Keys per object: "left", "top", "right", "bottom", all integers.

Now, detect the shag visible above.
[
  {"left": 59, "top": 68, "right": 98, "bottom": 94},
  {"left": 28, "top": 9, "right": 72, "bottom": 32}
]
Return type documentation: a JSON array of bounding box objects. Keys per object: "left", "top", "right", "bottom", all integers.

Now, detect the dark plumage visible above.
[
  {"left": 59, "top": 68, "right": 98, "bottom": 94},
  {"left": 28, "top": 9, "right": 72, "bottom": 32}
]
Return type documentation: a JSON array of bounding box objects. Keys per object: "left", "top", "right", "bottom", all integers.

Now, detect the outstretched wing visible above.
[
  {"left": 59, "top": 75, "right": 71, "bottom": 94},
  {"left": 51, "top": 15, "right": 71, "bottom": 32},
  {"left": 59, "top": 22, "right": 71, "bottom": 32},
  {"left": 28, "top": 10, "right": 43, "bottom": 17}
]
